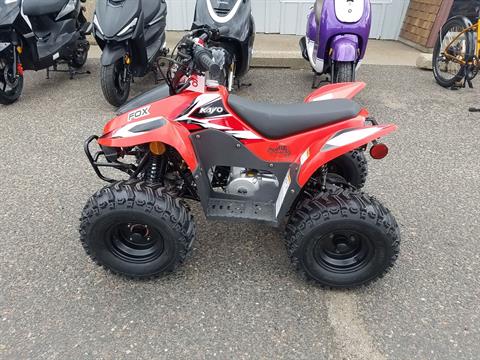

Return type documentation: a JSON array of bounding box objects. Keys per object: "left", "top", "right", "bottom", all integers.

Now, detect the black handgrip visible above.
[{"left": 194, "top": 47, "right": 221, "bottom": 78}]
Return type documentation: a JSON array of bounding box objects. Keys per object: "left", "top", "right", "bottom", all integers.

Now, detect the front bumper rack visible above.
[{"left": 84, "top": 135, "right": 148, "bottom": 183}]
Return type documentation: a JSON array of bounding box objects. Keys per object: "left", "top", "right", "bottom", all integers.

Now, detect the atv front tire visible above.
[
  {"left": 285, "top": 187, "right": 400, "bottom": 288},
  {"left": 80, "top": 181, "right": 196, "bottom": 279}
]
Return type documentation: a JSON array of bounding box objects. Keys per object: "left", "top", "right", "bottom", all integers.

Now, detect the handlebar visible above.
[
  {"left": 193, "top": 46, "right": 221, "bottom": 79},
  {"left": 164, "top": 26, "right": 227, "bottom": 93}
]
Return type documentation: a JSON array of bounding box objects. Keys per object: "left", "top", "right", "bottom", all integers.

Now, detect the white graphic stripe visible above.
[
  {"left": 226, "top": 130, "right": 261, "bottom": 140},
  {"left": 325, "top": 128, "right": 382, "bottom": 148},
  {"left": 206, "top": 0, "right": 242, "bottom": 24}
]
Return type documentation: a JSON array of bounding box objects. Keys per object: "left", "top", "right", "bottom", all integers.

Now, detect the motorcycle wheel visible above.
[
  {"left": 101, "top": 59, "right": 131, "bottom": 107},
  {"left": 0, "top": 59, "right": 24, "bottom": 105},
  {"left": 333, "top": 61, "right": 355, "bottom": 83},
  {"left": 70, "top": 36, "right": 89, "bottom": 69}
]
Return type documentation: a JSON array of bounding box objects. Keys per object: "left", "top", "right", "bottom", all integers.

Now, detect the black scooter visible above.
[
  {"left": 0, "top": 0, "right": 91, "bottom": 105},
  {"left": 93, "top": 0, "right": 168, "bottom": 107},
  {"left": 193, "top": 0, "right": 255, "bottom": 91}
]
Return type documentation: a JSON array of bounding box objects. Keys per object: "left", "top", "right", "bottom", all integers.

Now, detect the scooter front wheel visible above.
[
  {"left": 333, "top": 61, "right": 355, "bottom": 83},
  {"left": 285, "top": 186, "right": 400, "bottom": 288},
  {"left": 101, "top": 60, "right": 131, "bottom": 107},
  {"left": 0, "top": 60, "right": 23, "bottom": 105}
]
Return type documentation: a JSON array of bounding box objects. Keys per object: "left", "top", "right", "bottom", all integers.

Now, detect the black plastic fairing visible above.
[
  {"left": 190, "top": 129, "right": 300, "bottom": 225},
  {"left": 95, "top": 0, "right": 141, "bottom": 39},
  {"left": 23, "top": 0, "right": 69, "bottom": 16},
  {"left": 116, "top": 84, "right": 171, "bottom": 115},
  {"left": 192, "top": 0, "right": 254, "bottom": 77},
  {"left": 193, "top": 0, "right": 252, "bottom": 43},
  {"left": 100, "top": 42, "right": 126, "bottom": 66}
]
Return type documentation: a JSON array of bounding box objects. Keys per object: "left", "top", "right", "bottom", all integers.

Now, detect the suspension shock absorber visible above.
[{"left": 145, "top": 142, "right": 167, "bottom": 184}]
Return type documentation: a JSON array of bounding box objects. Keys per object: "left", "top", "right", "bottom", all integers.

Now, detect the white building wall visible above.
[{"left": 166, "top": 0, "right": 410, "bottom": 40}]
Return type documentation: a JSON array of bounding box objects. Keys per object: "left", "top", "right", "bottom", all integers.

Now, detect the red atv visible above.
[{"left": 81, "top": 28, "right": 400, "bottom": 288}]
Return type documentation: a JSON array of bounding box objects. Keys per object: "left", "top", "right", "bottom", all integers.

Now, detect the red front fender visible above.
[
  {"left": 98, "top": 119, "right": 199, "bottom": 171},
  {"left": 297, "top": 124, "right": 397, "bottom": 186}
]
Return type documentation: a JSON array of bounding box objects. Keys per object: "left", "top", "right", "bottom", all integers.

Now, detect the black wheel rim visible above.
[
  {"left": 313, "top": 230, "right": 374, "bottom": 273},
  {"left": 0, "top": 61, "right": 21, "bottom": 96},
  {"left": 106, "top": 222, "right": 165, "bottom": 264},
  {"left": 114, "top": 61, "right": 128, "bottom": 97}
]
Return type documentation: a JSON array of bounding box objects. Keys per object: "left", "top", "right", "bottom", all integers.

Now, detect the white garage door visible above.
[{"left": 166, "top": 0, "right": 410, "bottom": 40}]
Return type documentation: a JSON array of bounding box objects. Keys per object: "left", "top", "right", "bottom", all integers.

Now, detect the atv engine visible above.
[{"left": 210, "top": 167, "right": 279, "bottom": 199}]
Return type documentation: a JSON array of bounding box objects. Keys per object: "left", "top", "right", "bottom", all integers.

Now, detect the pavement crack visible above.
[{"left": 325, "top": 292, "right": 385, "bottom": 360}]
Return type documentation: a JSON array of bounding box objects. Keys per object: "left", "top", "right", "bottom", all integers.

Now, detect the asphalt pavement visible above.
[{"left": 0, "top": 62, "right": 479, "bottom": 359}]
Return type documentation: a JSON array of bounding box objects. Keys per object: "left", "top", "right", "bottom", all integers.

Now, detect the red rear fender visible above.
[
  {"left": 304, "top": 82, "right": 366, "bottom": 103},
  {"left": 297, "top": 124, "right": 397, "bottom": 186}
]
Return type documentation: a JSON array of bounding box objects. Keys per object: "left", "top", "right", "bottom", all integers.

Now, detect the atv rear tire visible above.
[
  {"left": 101, "top": 60, "right": 131, "bottom": 107},
  {"left": 285, "top": 187, "right": 400, "bottom": 288},
  {"left": 79, "top": 181, "right": 196, "bottom": 279},
  {"left": 328, "top": 150, "right": 368, "bottom": 189}
]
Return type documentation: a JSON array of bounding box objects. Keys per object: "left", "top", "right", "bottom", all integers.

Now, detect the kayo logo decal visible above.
[
  {"left": 192, "top": 98, "right": 229, "bottom": 118},
  {"left": 198, "top": 106, "right": 224, "bottom": 115},
  {"left": 128, "top": 105, "right": 151, "bottom": 122}
]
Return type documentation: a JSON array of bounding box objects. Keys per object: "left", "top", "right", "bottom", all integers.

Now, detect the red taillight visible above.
[{"left": 370, "top": 143, "right": 389, "bottom": 159}]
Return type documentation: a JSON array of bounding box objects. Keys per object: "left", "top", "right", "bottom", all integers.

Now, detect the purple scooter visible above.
[{"left": 300, "top": 0, "right": 371, "bottom": 88}]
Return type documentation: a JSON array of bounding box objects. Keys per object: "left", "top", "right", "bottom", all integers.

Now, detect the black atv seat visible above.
[
  {"left": 23, "top": 0, "right": 69, "bottom": 16},
  {"left": 142, "top": 0, "right": 162, "bottom": 24},
  {"left": 227, "top": 95, "right": 361, "bottom": 139}
]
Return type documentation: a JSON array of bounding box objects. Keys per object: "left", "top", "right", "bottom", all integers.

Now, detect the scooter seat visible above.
[
  {"left": 227, "top": 95, "right": 361, "bottom": 140},
  {"left": 141, "top": 0, "right": 161, "bottom": 24},
  {"left": 23, "top": 0, "right": 70, "bottom": 16}
]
